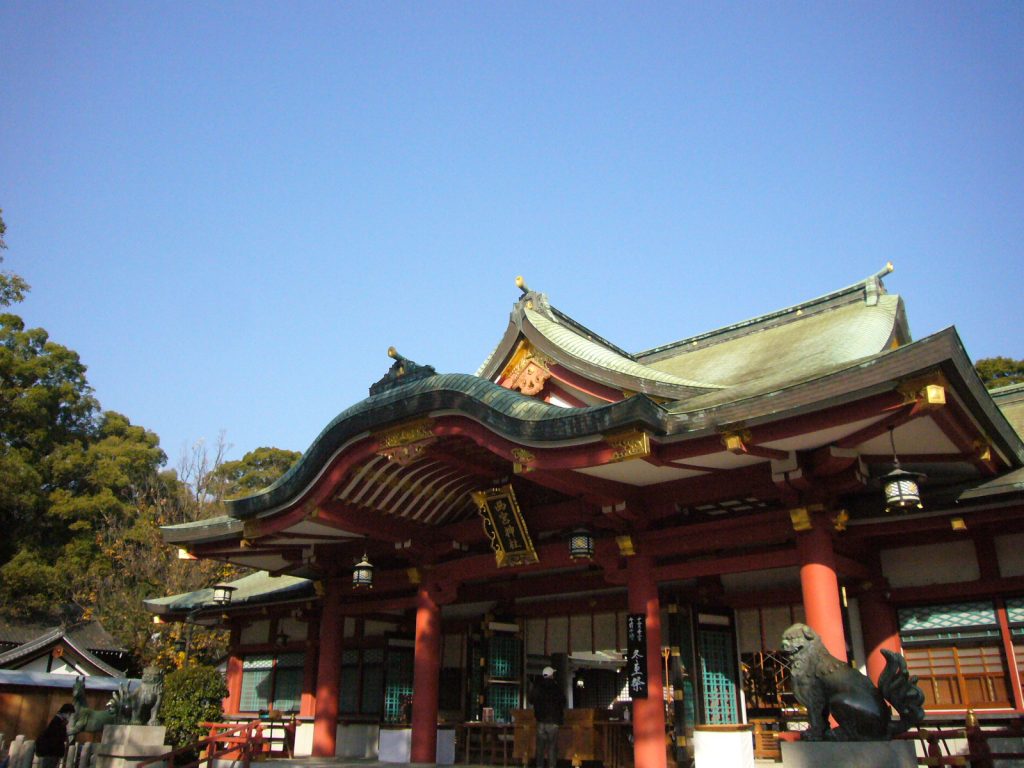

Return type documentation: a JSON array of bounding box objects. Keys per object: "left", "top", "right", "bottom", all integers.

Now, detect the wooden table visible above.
[{"left": 461, "top": 721, "right": 513, "bottom": 765}]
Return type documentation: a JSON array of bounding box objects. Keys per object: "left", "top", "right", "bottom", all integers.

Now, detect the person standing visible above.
[
  {"left": 528, "top": 666, "right": 565, "bottom": 768},
  {"left": 35, "top": 703, "right": 75, "bottom": 768}
]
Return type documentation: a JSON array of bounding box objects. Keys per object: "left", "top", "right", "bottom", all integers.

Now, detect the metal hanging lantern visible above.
[
  {"left": 568, "top": 528, "right": 594, "bottom": 560},
  {"left": 883, "top": 428, "right": 924, "bottom": 512},
  {"left": 353, "top": 553, "right": 374, "bottom": 588},
  {"left": 212, "top": 584, "right": 236, "bottom": 605}
]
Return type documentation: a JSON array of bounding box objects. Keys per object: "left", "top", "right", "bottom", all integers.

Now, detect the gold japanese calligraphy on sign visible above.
[{"left": 471, "top": 484, "right": 539, "bottom": 568}]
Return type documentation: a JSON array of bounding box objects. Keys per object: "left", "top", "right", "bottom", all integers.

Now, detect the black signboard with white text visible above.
[{"left": 626, "top": 613, "right": 648, "bottom": 699}]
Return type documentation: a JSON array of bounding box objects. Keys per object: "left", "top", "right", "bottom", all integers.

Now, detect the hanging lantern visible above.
[
  {"left": 568, "top": 528, "right": 594, "bottom": 560},
  {"left": 353, "top": 553, "right": 374, "bottom": 588},
  {"left": 882, "top": 427, "right": 924, "bottom": 512},
  {"left": 212, "top": 584, "right": 236, "bottom": 605},
  {"left": 883, "top": 464, "right": 923, "bottom": 512}
]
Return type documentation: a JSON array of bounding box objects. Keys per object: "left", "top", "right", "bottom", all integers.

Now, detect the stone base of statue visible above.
[
  {"left": 94, "top": 725, "right": 171, "bottom": 768},
  {"left": 781, "top": 739, "right": 917, "bottom": 768}
]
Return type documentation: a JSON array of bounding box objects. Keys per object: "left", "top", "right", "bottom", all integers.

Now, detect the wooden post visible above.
[
  {"left": 411, "top": 584, "right": 442, "bottom": 764},
  {"left": 312, "top": 577, "right": 343, "bottom": 757},
  {"left": 628, "top": 554, "right": 667, "bottom": 768},
  {"left": 797, "top": 513, "right": 847, "bottom": 661},
  {"left": 858, "top": 589, "right": 901, "bottom": 684}
]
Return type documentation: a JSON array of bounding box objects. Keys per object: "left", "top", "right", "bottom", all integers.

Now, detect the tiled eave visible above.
[{"left": 159, "top": 327, "right": 1024, "bottom": 541}]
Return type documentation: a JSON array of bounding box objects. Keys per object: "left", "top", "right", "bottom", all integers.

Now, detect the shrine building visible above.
[{"left": 148, "top": 267, "right": 1024, "bottom": 766}]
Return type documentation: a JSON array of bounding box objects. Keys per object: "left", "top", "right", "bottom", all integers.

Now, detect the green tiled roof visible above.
[
  {"left": 525, "top": 307, "right": 720, "bottom": 392},
  {"left": 657, "top": 296, "right": 904, "bottom": 410},
  {"left": 145, "top": 571, "right": 313, "bottom": 615}
]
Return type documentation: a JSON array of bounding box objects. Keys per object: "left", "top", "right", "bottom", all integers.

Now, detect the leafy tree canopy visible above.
[
  {"left": 0, "top": 209, "right": 29, "bottom": 307},
  {"left": 0, "top": 209, "right": 296, "bottom": 673},
  {"left": 976, "top": 357, "right": 1024, "bottom": 389},
  {"left": 161, "top": 665, "right": 228, "bottom": 751},
  {"left": 208, "top": 446, "right": 301, "bottom": 500}
]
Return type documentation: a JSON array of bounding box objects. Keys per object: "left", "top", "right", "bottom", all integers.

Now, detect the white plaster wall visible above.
[
  {"left": 337, "top": 723, "right": 379, "bottom": 758},
  {"left": 240, "top": 619, "right": 270, "bottom": 646},
  {"left": 880, "top": 541, "right": 979, "bottom": 587},
  {"left": 996, "top": 533, "right": 1024, "bottom": 577},
  {"left": 277, "top": 615, "right": 306, "bottom": 643}
]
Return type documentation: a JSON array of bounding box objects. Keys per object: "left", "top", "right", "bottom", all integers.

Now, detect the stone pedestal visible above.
[
  {"left": 693, "top": 725, "right": 754, "bottom": 768},
  {"left": 94, "top": 725, "right": 171, "bottom": 768},
  {"left": 781, "top": 740, "right": 917, "bottom": 768}
]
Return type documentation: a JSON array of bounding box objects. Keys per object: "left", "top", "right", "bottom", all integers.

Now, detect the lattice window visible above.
[
  {"left": 486, "top": 683, "right": 520, "bottom": 723},
  {"left": 273, "top": 653, "right": 305, "bottom": 713},
  {"left": 1006, "top": 598, "right": 1024, "bottom": 626},
  {"left": 240, "top": 654, "right": 274, "bottom": 712},
  {"left": 384, "top": 648, "right": 414, "bottom": 723},
  {"left": 339, "top": 647, "right": 385, "bottom": 716},
  {"left": 699, "top": 629, "right": 738, "bottom": 724},
  {"left": 239, "top": 652, "right": 305, "bottom": 713},
  {"left": 904, "top": 645, "right": 1011, "bottom": 709},
  {"left": 899, "top": 602, "right": 998, "bottom": 640},
  {"left": 488, "top": 635, "right": 521, "bottom": 679}
]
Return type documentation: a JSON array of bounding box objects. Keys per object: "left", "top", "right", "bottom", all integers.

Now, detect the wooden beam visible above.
[{"left": 653, "top": 547, "right": 800, "bottom": 582}]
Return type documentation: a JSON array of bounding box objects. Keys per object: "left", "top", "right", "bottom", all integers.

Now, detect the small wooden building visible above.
[{"left": 0, "top": 621, "right": 129, "bottom": 742}]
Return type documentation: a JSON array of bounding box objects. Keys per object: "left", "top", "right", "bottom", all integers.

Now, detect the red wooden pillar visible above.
[
  {"left": 312, "top": 577, "right": 344, "bottom": 757},
  {"left": 300, "top": 613, "right": 319, "bottom": 717},
  {"left": 858, "top": 590, "right": 901, "bottom": 684},
  {"left": 223, "top": 624, "right": 243, "bottom": 714},
  {"left": 628, "top": 554, "right": 667, "bottom": 768},
  {"left": 996, "top": 599, "right": 1024, "bottom": 711},
  {"left": 796, "top": 512, "right": 847, "bottom": 662},
  {"left": 411, "top": 584, "right": 442, "bottom": 764}
]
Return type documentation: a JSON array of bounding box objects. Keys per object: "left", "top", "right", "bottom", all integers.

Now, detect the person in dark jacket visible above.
[
  {"left": 528, "top": 666, "right": 565, "bottom": 768},
  {"left": 36, "top": 703, "right": 75, "bottom": 768}
]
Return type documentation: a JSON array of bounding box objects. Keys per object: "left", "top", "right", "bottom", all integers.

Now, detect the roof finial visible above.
[
  {"left": 515, "top": 275, "right": 530, "bottom": 294},
  {"left": 388, "top": 346, "right": 399, "bottom": 360},
  {"left": 875, "top": 262, "right": 894, "bottom": 279}
]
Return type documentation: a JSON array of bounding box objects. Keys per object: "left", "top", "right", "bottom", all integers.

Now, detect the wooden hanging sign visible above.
[
  {"left": 472, "top": 484, "right": 539, "bottom": 568},
  {"left": 626, "top": 613, "right": 649, "bottom": 699}
]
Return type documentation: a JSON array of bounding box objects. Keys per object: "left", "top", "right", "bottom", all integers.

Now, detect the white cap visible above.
[{"left": 542, "top": 666, "right": 555, "bottom": 678}]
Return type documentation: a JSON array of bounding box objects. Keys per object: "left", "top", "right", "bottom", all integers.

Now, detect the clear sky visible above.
[{"left": 2, "top": 2, "right": 1022, "bottom": 466}]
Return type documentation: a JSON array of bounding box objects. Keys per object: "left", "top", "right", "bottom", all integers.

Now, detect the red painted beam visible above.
[
  {"left": 641, "top": 463, "right": 778, "bottom": 508},
  {"left": 637, "top": 509, "right": 793, "bottom": 558},
  {"left": 548, "top": 363, "right": 625, "bottom": 403},
  {"left": 652, "top": 547, "right": 800, "bottom": 582},
  {"left": 319, "top": 499, "right": 440, "bottom": 545},
  {"left": 522, "top": 468, "right": 640, "bottom": 506},
  {"left": 889, "top": 575, "right": 1024, "bottom": 605}
]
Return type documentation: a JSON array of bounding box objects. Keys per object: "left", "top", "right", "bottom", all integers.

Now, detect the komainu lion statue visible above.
[
  {"left": 781, "top": 623, "right": 925, "bottom": 741},
  {"left": 109, "top": 666, "right": 164, "bottom": 725}
]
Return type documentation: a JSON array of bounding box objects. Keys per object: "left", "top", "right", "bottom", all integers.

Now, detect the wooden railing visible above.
[
  {"left": 896, "top": 722, "right": 1024, "bottom": 767},
  {"left": 136, "top": 720, "right": 264, "bottom": 768}
]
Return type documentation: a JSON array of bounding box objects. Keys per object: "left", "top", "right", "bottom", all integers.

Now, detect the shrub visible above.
[{"left": 160, "top": 665, "right": 228, "bottom": 751}]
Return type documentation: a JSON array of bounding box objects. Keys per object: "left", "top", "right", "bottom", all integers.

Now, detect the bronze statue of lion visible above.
[{"left": 781, "top": 623, "right": 924, "bottom": 741}]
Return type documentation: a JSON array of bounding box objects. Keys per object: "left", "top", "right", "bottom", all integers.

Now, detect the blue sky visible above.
[{"left": 2, "top": 2, "right": 1022, "bottom": 465}]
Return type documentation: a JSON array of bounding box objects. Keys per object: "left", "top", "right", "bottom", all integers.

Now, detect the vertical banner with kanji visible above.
[
  {"left": 626, "top": 613, "right": 648, "bottom": 699},
  {"left": 472, "top": 484, "right": 539, "bottom": 568}
]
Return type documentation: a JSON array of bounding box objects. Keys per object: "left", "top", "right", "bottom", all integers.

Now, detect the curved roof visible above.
[
  {"left": 479, "top": 267, "right": 908, "bottom": 405},
  {"left": 223, "top": 372, "right": 665, "bottom": 520}
]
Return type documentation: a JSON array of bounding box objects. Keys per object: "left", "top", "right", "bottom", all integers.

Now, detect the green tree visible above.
[
  {"left": 160, "top": 665, "right": 228, "bottom": 753},
  {"left": 976, "top": 357, "right": 1024, "bottom": 389},
  {"left": 0, "top": 312, "right": 100, "bottom": 566},
  {"left": 0, "top": 209, "right": 30, "bottom": 306},
  {"left": 207, "top": 446, "right": 300, "bottom": 500}
]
